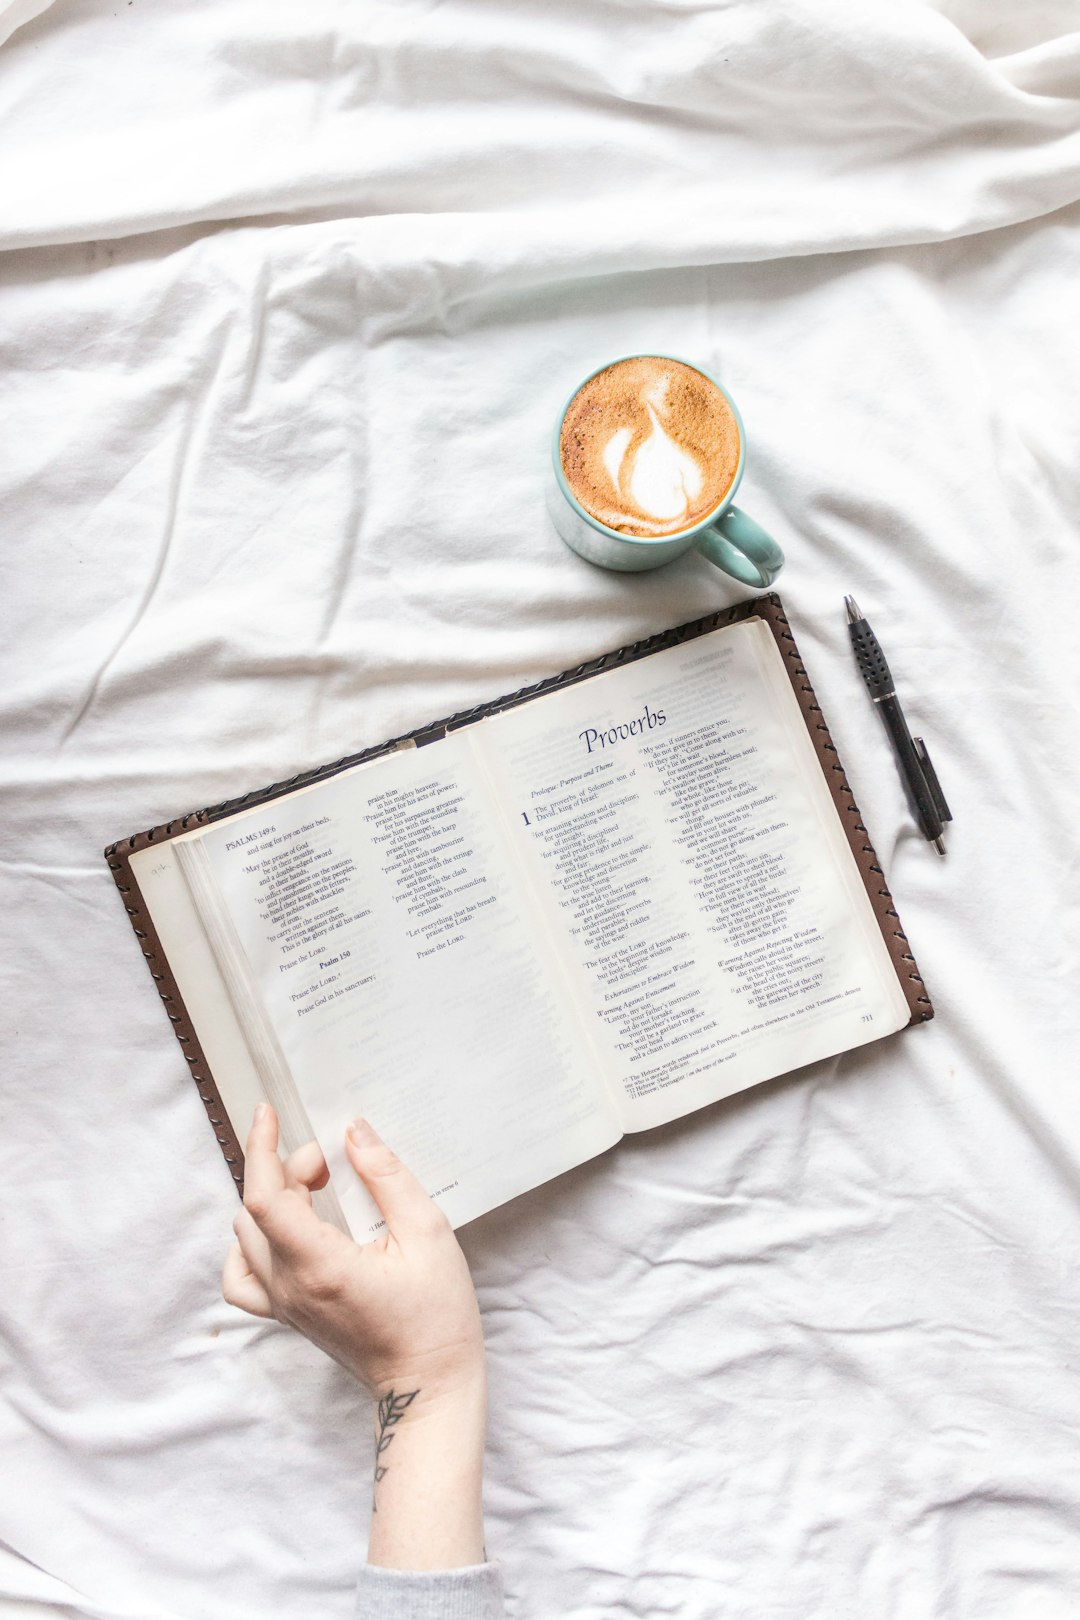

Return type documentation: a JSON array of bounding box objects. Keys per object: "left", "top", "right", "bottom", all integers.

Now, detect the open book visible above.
[{"left": 106, "top": 598, "right": 931, "bottom": 1235}]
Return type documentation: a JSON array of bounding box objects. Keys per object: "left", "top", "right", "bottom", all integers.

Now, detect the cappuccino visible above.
[{"left": 559, "top": 357, "right": 740, "bottom": 538}]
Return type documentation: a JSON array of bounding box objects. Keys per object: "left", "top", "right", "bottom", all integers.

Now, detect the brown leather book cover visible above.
[{"left": 104, "top": 594, "right": 933, "bottom": 1193}]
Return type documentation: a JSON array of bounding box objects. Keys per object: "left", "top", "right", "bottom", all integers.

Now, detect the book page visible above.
[
  {"left": 177, "top": 734, "right": 619, "bottom": 1235},
  {"left": 128, "top": 836, "right": 353, "bottom": 1232},
  {"left": 472, "top": 619, "right": 911, "bottom": 1132}
]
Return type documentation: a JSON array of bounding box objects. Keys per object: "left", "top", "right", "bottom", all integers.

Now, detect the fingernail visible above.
[
  {"left": 347, "top": 1117, "right": 373, "bottom": 1145},
  {"left": 254, "top": 1103, "right": 267, "bottom": 1125}
]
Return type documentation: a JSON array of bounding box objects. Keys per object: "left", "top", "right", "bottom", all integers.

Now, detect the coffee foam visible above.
[{"left": 559, "top": 358, "right": 740, "bottom": 538}]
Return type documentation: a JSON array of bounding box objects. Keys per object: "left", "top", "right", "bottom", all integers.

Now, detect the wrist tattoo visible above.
[{"left": 373, "top": 1388, "right": 419, "bottom": 1510}]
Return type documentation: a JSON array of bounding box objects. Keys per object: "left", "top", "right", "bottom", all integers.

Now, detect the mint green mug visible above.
[{"left": 547, "top": 354, "right": 783, "bottom": 587}]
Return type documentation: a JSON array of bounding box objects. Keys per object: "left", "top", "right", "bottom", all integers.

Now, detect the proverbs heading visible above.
[{"left": 579, "top": 702, "right": 667, "bottom": 755}]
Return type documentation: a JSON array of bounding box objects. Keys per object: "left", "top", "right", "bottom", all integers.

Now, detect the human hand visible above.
[
  {"left": 224, "top": 1106, "right": 488, "bottom": 1568},
  {"left": 222, "top": 1106, "right": 484, "bottom": 1403}
]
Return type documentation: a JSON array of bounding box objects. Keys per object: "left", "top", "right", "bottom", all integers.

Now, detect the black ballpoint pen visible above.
[{"left": 844, "top": 596, "right": 952, "bottom": 855}]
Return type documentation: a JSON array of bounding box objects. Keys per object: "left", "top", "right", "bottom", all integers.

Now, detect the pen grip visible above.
[
  {"left": 877, "top": 696, "right": 942, "bottom": 841},
  {"left": 849, "top": 618, "right": 893, "bottom": 700}
]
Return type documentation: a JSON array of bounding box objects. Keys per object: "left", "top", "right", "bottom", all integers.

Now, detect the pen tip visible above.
[
  {"left": 933, "top": 837, "right": 946, "bottom": 856},
  {"left": 844, "top": 595, "right": 862, "bottom": 625}
]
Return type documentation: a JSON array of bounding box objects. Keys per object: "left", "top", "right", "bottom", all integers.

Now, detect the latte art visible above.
[{"left": 559, "top": 358, "right": 740, "bottom": 538}]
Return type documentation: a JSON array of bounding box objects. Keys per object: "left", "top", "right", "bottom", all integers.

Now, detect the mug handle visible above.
[{"left": 694, "top": 505, "right": 784, "bottom": 589}]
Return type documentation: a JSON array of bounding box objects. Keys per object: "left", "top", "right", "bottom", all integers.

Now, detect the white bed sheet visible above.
[{"left": 1, "top": 2, "right": 1078, "bottom": 1617}]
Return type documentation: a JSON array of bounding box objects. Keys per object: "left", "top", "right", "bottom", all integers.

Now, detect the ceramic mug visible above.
[{"left": 547, "top": 354, "right": 783, "bottom": 587}]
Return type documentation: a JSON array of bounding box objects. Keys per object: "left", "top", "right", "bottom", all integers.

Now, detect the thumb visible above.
[{"left": 345, "top": 1118, "right": 444, "bottom": 1244}]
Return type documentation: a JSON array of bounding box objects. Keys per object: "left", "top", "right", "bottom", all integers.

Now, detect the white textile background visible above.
[{"left": 1, "top": 2, "right": 1079, "bottom": 1617}]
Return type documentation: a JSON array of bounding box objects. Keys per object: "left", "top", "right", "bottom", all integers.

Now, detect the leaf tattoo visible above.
[{"left": 372, "top": 1388, "right": 419, "bottom": 1510}]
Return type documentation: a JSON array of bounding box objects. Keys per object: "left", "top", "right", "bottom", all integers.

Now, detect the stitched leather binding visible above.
[
  {"left": 104, "top": 811, "right": 245, "bottom": 1183},
  {"left": 104, "top": 594, "right": 932, "bottom": 1195},
  {"left": 752, "top": 597, "right": 932, "bottom": 1023}
]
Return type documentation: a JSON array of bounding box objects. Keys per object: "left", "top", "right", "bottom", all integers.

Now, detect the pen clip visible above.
[{"left": 912, "top": 738, "right": 952, "bottom": 825}]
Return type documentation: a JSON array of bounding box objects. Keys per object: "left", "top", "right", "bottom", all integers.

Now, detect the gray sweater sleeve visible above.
[{"left": 354, "top": 1562, "right": 506, "bottom": 1618}]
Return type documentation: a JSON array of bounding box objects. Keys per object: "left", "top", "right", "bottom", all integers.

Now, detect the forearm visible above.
[
  {"left": 367, "top": 1371, "right": 488, "bottom": 1571},
  {"left": 224, "top": 1109, "right": 497, "bottom": 1594}
]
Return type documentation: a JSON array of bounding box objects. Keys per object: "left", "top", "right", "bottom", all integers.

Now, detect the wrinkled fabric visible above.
[
  {"left": 0, "top": 0, "right": 53, "bottom": 50},
  {"left": 1, "top": 2, "right": 1079, "bottom": 1618}
]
